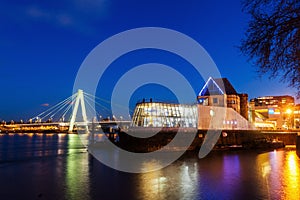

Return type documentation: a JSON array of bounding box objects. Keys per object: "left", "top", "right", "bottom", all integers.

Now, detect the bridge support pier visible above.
[{"left": 68, "top": 89, "right": 89, "bottom": 133}]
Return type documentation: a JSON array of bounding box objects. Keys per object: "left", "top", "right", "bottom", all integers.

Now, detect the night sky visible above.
[{"left": 0, "top": 0, "right": 298, "bottom": 121}]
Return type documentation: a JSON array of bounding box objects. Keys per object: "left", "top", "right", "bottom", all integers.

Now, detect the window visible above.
[{"left": 213, "top": 98, "right": 218, "bottom": 104}]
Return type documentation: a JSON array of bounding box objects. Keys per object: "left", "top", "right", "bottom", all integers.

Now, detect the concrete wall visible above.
[
  {"left": 198, "top": 130, "right": 297, "bottom": 146},
  {"left": 197, "top": 105, "right": 255, "bottom": 130}
]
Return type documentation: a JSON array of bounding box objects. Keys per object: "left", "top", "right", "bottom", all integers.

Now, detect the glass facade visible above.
[{"left": 132, "top": 102, "right": 197, "bottom": 128}]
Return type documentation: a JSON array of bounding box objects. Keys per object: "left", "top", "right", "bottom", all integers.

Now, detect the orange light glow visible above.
[
  {"left": 286, "top": 108, "right": 293, "bottom": 115},
  {"left": 283, "top": 152, "right": 300, "bottom": 200}
]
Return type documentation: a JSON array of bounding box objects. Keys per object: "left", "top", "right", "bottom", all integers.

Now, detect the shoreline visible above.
[{"left": 0, "top": 130, "right": 297, "bottom": 154}]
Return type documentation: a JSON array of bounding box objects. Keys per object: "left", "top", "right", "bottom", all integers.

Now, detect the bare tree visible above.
[{"left": 240, "top": 0, "right": 300, "bottom": 97}]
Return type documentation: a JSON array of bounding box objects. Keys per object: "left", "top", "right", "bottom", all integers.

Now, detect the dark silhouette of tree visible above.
[{"left": 240, "top": 0, "right": 300, "bottom": 97}]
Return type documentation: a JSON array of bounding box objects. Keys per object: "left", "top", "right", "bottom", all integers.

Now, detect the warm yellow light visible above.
[
  {"left": 286, "top": 108, "right": 293, "bottom": 115},
  {"left": 283, "top": 152, "right": 300, "bottom": 200}
]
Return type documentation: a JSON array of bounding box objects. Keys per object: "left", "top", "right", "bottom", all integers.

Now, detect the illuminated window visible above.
[{"left": 132, "top": 102, "right": 197, "bottom": 128}]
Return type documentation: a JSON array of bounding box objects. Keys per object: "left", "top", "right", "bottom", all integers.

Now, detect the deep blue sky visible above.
[{"left": 0, "top": 0, "right": 297, "bottom": 121}]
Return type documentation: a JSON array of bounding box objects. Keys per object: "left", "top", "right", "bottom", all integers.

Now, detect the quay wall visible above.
[
  {"left": 198, "top": 130, "right": 297, "bottom": 146},
  {"left": 117, "top": 129, "right": 297, "bottom": 152}
]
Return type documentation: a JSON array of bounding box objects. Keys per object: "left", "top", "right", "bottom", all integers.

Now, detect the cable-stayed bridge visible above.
[{"left": 3, "top": 89, "right": 131, "bottom": 133}]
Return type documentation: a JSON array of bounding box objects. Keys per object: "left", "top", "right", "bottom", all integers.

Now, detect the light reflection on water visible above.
[
  {"left": 138, "top": 160, "right": 200, "bottom": 200},
  {"left": 65, "top": 153, "right": 90, "bottom": 200},
  {"left": 0, "top": 134, "right": 299, "bottom": 200},
  {"left": 284, "top": 152, "right": 299, "bottom": 200},
  {"left": 65, "top": 134, "right": 90, "bottom": 200},
  {"left": 255, "top": 150, "right": 300, "bottom": 200}
]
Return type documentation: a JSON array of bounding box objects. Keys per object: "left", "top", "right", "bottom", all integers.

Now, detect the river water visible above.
[{"left": 0, "top": 133, "right": 299, "bottom": 200}]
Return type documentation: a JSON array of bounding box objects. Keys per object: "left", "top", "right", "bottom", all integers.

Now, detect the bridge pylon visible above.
[{"left": 68, "top": 89, "right": 89, "bottom": 133}]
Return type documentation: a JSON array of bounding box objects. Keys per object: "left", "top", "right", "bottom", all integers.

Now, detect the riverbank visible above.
[
  {"left": 114, "top": 129, "right": 293, "bottom": 152},
  {"left": 1, "top": 129, "right": 298, "bottom": 153}
]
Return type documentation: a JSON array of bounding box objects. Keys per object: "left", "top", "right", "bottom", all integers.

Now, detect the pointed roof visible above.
[
  {"left": 214, "top": 78, "right": 237, "bottom": 95},
  {"left": 198, "top": 77, "right": 237, "bottom": 96}
]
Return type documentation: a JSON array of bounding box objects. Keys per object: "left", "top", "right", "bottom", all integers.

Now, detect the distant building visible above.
[
  {"left": 294, "top": 104, "right": 300, "bottom": 129},
  {"left": 131, "top": 101, "right": 253, "bottom": 130},
  {"left": 132, "top": 77, "right": 298, "bottom": 130},
  {"left": 249, "top": 95, "right": 295, "bottom": 129},
  {"left": 131, "top": 77, "right": 254, "bottom": 130},
  {"left": 197, "top": 77, "right": 249, "bottom": 120},
  {"left": 250, "top": 95, "right": 294, "bottom": 107}
]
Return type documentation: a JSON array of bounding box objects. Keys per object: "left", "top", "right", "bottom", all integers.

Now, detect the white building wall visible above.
[{"left": 198, "top": 105, "right": 255, "bottom": 130}]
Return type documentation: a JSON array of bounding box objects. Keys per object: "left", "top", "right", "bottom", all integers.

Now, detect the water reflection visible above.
[
  {"left": 138, "top": 159, "right": 199, "bottom": 200},
  {"left": 222, "top": 155, "right": 241, "bottom": 188},
  {"left": 139, "top": 168, "right": 167, "bottom": 199},
  {"left": 0, "top": 134, "right": 300, "bottom": 200},
  {"left": 283, "top": 152, "right": 300, "bottom": 200},
  {"left": 65, "top": 134, "right": 90, "bottom": 199},
  {"left": 255, "top": 150, "right": 300, "bottom": 200},
  {"left": 256, "top": 151, "right": 281, "bottom": 199},
  {"left": 137, "top": 151, "right": 297, "bottom": 200},
  {"left": 178, "top": 162, "right": 199, "bottom": 199},
  {"left": 65, "top": 153, "right": 90, "bottom": 200}
]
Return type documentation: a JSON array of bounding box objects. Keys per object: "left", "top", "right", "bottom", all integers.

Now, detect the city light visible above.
[{"left": 286, "top": 108, "right": 293, "bottom": 115}]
